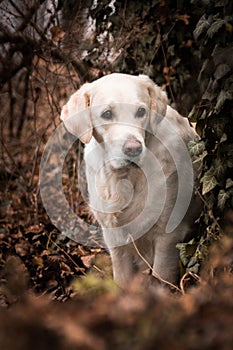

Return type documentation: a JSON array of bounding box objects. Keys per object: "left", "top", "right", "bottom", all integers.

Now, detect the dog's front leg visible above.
[
  {"left": 153, "top": 234, "right": 181, "bottom": 285},
  {"left": 109, "top": 246, "right": 135, "bottom": 287}
]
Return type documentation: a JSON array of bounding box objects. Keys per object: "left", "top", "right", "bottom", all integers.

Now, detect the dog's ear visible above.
[
  {"left": 60, "top": 83, "right": 92, "bottom": 144},
  {"left": 148, "top": 83, "right": 168, "bottom": 121},
  {"left": 139, "top": 75, "right": 168, "bottom": 133}
]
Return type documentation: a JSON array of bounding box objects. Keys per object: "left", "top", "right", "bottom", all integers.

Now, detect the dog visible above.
[{"left": 60, "top": 73, "right": 200, "bottom": 287}]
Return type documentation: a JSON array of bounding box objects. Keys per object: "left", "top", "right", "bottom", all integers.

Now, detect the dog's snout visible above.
[{"left": 123, "top": 139, "right": 142, "bottom": 157}]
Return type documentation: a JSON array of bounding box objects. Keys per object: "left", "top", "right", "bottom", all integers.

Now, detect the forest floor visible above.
[{"left": 0, "top": 111, "right": 233, "bottom": 350}]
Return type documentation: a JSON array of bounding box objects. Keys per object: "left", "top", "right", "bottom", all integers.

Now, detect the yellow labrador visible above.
[{"left": 61, "top": 73, "right": 200, "bottom": 287}]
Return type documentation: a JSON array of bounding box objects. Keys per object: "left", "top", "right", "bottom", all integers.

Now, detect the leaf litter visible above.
[{"left": 0, "top": 157, "right": 233, "bottom": 349}]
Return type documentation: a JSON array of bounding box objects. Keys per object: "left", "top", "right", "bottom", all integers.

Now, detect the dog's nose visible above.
[{"left": 123, "top": 139, "right": 142, "bottom": 157}]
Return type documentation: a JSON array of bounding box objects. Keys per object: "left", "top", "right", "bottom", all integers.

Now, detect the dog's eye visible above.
[
  {"left": 101, "top": 110, "right": 113, "bottom": 120},
  {"left": 136, "top": 107, "right": 146, "bottom": 118}
]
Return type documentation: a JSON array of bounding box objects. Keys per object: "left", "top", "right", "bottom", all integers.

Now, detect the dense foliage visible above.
[
  {"left": 0, "top": 0, "right": 233, "bottom": 348},
  {"left": 0, "top": 0, "right": 232, "bottom": 280}
]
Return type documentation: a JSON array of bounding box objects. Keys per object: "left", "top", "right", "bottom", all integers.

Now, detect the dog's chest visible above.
[
  {"left": 111, "top": 167, "right": 147, "bottom": 226},
  {"left": 91, "top": 165, "right": 147, "bottom": 228}
]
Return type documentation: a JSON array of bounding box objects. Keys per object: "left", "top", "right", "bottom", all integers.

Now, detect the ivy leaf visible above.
[
  {"left": 193, "top": 150, "right": 208, "bottom": 164},
  {"left": 176, "top": 239, "right": 197, "bottom": 267},
  {"left": 193, "top": 15, "right": 210, "bottom": 40},
  {"left": 218, "top": 189, "right": 229, "bottom": 210},
  {"left": 207, "top": 19, "right": 226, "bottom": 39},
  {"left": 187, "top": 257, "right": 200, "bottom": 274},
  {"left": 188, "top": 137, "right": 205, "bottom": 157},
  {"left": 200, "top": 167, "right": 218, "bottom": 195},
  {"left": 215, "top": 90, "right": 233, "bottom": 113},
  {"left": 188, "top": 105, "right": 199, "bottom": 122},
  {"left": 226, "top": 146, "right": 233, "bottom": 167},
  {"left": 213, "top": 159, "right": 225, "bottom": 180},
  {"left": 214, "top": 64, "right": 231, "bottom": 81},
  {"left": 220, "top": 133, "right": 227, "bottom": 143},
  {"left": 226, "top": 178, "right": 233, "bottom": 189}
]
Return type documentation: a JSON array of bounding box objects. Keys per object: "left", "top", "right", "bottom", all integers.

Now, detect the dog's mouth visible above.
[
  {"left": 124, "top": 159, "right": 139, "bottom": 167},
  {"left": 110, "top": 158, "right": 140, "bottom": 170}
]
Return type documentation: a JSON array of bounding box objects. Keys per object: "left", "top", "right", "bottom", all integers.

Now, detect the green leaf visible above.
[
  {"left": 193, "top": 150, "right": 208, "bottom": 164},
  {"left": 218, "top": 189, "right": 229, "bottom": 210},
  {"left": 213, "top": 159, "right": 225, "bottom": 180},
  {"left": 176, "top": 239, "right": 197, "bottom": 267},
  {"left": 207, "top": 19, "right": 226, "bottom": 39},
  {"left": 188, "top": 137, "right": 205, "bottom": 157},
  {"left": 200, "top": 168, "right": 218, "bottom": 195},
  {"left": 187, "top": 256, "right": 200, "bottom": 274},
  {"left": 193, "top": 15, "right": 210, "bottom": 40},
  {"left": 227, "top": 146, "right": 233, "bottom": 167},
  {"left": 215, "top": 90, "right": 233, "bottom": 113},
  {"left": 187, "top": 106, "right": 198, "bottom": 122},
  {"left": 226, "top": 178, "right": 233, "bottom": 189},
  {"left": 187, "top": 255, "right": 197, "bottom": 269},
  {"left": 220, "top": 133, "right": 227, "bottom": 143},
  {"left": 214, "top": 64, "right": 231, "bottom": 80}
]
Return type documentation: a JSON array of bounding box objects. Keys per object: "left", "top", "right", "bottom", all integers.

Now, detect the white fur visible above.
[{"left": 61, "top": 73, "right": 200, "bottom": 287}]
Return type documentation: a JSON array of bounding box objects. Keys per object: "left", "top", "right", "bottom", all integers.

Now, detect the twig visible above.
[
  {"left": 129, "top": 234, "right": 181, "bottom": 293},
  {"left": 17, "top": 68, "right": 31, "bottom": 137},
  {"left": 45, "top": 231, "right": 86, "bottom": 275},
  {"left": 180, "top": 271, "right": 201, "bottom": 295},
  {"left": 196, "top": 188, "right": 224, "bottom": 236},
  {"left": 92, "top": 265, "right": 105, "bottom": 275},
  {"left": 0, "top": 138, "right": 28, "bottom": 185},
  {"left": 155, "top": 22, "right": 176, "bottom": 105}
]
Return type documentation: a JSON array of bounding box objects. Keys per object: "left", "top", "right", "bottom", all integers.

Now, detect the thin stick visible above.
[
  {"left": 180, "top": 271, "right": 201, "bottom": 295},
  {"left": 129, "top": 234, "right": 181, "bottom": 293},
  {"left": 45, "top": 232, "right": 86, "bottom": 275},
  {"left": 196, "top": 188, "right": 224, "bottom": 235}
]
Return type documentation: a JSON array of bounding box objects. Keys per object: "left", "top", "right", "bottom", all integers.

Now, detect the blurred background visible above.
[
  {"left": 0, "top": 2, "right": 232, "bottom": 348},
  {"left": 1, "top": 0, "right": 232, "bottom": 267}
]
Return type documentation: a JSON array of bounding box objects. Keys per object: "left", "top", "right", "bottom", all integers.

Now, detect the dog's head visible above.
[{"left": 61, "top": 73, "right": 167, "bottom": 169}]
